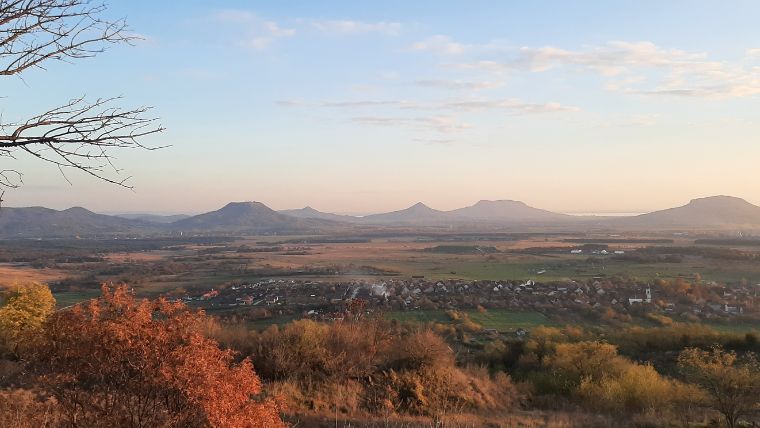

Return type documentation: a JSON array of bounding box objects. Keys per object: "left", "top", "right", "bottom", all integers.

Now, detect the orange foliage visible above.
[{"left": 30, "top": 285, "right": 283, "bottom": 428}]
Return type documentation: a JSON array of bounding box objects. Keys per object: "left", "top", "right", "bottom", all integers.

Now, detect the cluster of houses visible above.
[{"left": 187, "top": 275, "right": 758, "bottom": 324}]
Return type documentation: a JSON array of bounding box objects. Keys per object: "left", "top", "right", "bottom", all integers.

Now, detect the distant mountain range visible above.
[
  {"left": 281, "top": 200, "right": 581, "bottom": 225},
  {"left": 278, "top": 196, "right": 760, "bottom": 230},
  {"left": 2, "top": 195, "right": 760, "bottom": 238}
]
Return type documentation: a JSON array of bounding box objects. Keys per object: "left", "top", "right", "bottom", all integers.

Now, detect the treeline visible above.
[
  {"left": 422, "top": 245, "right": 499, "bottom": 254},
  {"left": 696, "top": 238, "right": 760, "bottom": 246},
  {"left": 636, "top": 246, "right": 760, "bottom": 261},
  {"left": 563, "top": 238, "right": 674, "bottom": 244},
  {"left": 610, "top": 245, "right": 760, "bottom": 265}
]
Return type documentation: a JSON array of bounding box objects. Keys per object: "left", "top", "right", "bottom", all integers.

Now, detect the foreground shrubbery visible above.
[
  {"left": 216, "top": 319, "right": 521, "bottom": 420},
  {"left": 3, "top": 283, "right": 760, "bottom": 427},
  {"left": 0, "top": 284, "right": 283, "bottom": 428}
]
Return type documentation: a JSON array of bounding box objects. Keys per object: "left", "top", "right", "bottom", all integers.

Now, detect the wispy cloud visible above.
[
  {"left": 435, "top": 39, "right": 760, "bottom": 99},
  {"left": 746, "top": 48, "right": 760, "bottom": 59},
  {"left": 409, "top": 36, "right": 514, "bottom": 56},
  {"left": 213, "top": 9, "right": 295, "bottom": 50},
  {"left": 322, "top": 100, "right": 409, "bottom": 108},
  {"left": 594, "top": 114, "right": 659, "bottom": 128},
  {"left": 285, "top": 97, "right": 579, "bottom": 115},
  {"left": 441, "top": 40, "right": 704, "bottom": 72},
  {"left": 416, "top": 116, "right": 473, "bottom": 133},
  {"left": 352, "top": 115, "right": 472, "bottom": 134},
  {"left": 440, "top": 99, "right": 579, "bottom": 114},
  {"left": 413, "top": 138, "right": 458, "bottom": 145},
  {"left": 311, "top": 19, "right": 402, "bottom": 35},
  {"left": 413, "top": 79, "right": 503, "bottom": 91}
]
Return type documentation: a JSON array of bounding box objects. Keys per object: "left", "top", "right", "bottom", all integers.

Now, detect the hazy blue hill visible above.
[
  {"left": 360, "top": 202, "right": 457, "bottom": 225},
  {"left": 279, "top": 206, "right": 360, "bottom": 223},
  {"left": 450, "top": 200, "right": 576, "bottom": 223},
  {"left": 115, "top": 213, "right": 192, "bottom": 223},
  {"left": 0, "top": 206, "right": 154, "bottom": 238},
  {"left": 171, "top": 201, "right": 341, "bottom": 234},
  {"left": 614, "top": 196, "right": 760, "bottom": 228}
]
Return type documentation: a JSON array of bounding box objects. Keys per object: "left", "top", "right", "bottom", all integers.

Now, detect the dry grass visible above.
[
  {"left": 103, "top": 251, "right": 166, "bottom": 262},
  {"left": 284, "top": 410, "right": 616, "bottom": 427},
  {"left": 0, "top": 265, "right": 66, "bottom": 287}
]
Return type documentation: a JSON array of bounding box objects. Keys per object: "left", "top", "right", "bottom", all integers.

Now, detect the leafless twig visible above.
[
  {"left": 0, "top": 96, "right": 164, "bottom": 187},
  {"left": 0, "top": 0, "right": 163, "bottom": 192}
]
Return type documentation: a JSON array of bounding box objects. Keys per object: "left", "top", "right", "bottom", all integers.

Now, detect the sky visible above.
[{"left": 3, "top": 0, "right": 760, "bottom": 215}]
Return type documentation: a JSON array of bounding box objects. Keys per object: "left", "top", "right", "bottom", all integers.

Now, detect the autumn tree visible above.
[
  {"left": 678, "top": 346, "right": 760, "bottom": 428},
  {"left": 545, "top": 341, "right": 626, "bottom": 392},
  {"left": 30, "top": 285, "right": 283, "bottom": 428},
  {"left": 0, "top": 282, "right": 55, "bottom": 354},
  {"left": 0, "top": 0, "right": 163, "bottom": 201}
]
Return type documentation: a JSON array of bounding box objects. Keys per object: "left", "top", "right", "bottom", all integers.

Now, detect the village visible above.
[{"left": 188, "top": 274, "right": 759, "bottom": 328}]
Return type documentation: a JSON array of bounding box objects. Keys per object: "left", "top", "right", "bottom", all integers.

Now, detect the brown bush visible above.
[
  {"left": 0, "top": 389, "right": 62, "bottom": 427},
  {"left": 30, "top": 285, "right": 283, "bottom": 428},
  {"left": 385, "top": 329, "right": 454, "bottom": 371},
  {"left": 250, "top": 319, "right": 391, "bottom": 383},
  {"left": 236, "top": 318, "right": 521, "bottom": 420}
]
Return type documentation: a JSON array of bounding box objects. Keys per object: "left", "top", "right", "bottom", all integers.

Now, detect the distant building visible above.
[
  {"left": 628, "top": 287, "right": 651, "bottom": 305},
  {"left": 724, "top": 304, "right": 743, "bottom": 314}
]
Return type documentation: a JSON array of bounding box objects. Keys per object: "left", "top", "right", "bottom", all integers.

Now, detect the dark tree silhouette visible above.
[{"left": 0, "top": 0, "right": 163, "bottom": 200}]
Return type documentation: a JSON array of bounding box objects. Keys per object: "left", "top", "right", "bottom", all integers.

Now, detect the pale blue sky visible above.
[{"left": 4, "top": 1, "right": 760, "bottom": 214}]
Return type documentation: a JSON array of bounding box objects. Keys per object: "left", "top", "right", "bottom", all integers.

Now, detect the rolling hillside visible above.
[
  {"left": 614, "top": 196, "right": 760, "bottom": 228},
  {"left": 171, "top": 202, "right": 342, "bottom": 234},
  {"left": 279, "top": 207, "right": 360, "bottom": 223},
  {"left": 450, "top": 200, "right": 576, "bottom": 223},
  {"left": 0, "top": 207, "right": 154, "bottom": 238},
  {"left": 359, "top": 202, "right": 457, "bottom": 225}
]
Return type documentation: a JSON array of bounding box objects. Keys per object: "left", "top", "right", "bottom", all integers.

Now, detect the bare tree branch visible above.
[
  {"left": 0, "top": 0, "right": 133, "bottom": 76},
  {"left": 0, "top": 97, "right": 165, "bottom": 188},
  {"left": 0, "top": 168, "right": 21, "bottom": 187},
  {"left": 0, "top": 1, "right": 164, "bottom": 194}
]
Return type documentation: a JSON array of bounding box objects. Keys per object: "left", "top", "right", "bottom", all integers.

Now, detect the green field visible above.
[
  {"left": 385, "top": 309, "right": 556, "bottom": 331},
  {"left": 705, "top": 321, "right": 760, "bottom": 334},
  {"left": 391, "top": 256, "right": 760, "bottom": 283},
  {"left": 53, "top": 290, "right": 101, "bottom": 308},
  {"left": 247, "top": 314, "right": 300, "bottom": 330}
]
